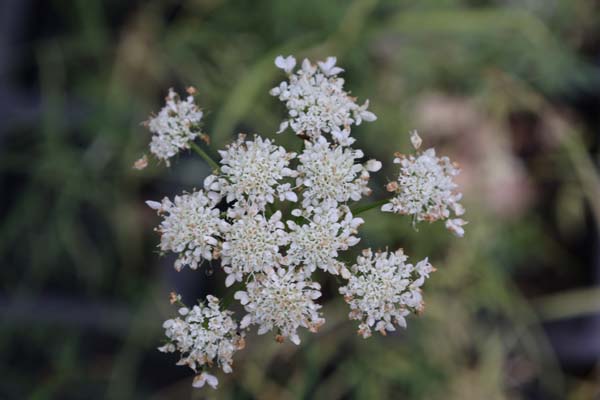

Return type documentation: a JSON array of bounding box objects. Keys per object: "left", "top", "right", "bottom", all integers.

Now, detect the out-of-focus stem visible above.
[
  {"left": 351, "top": 198, "right": 389, "bottom": 215},
  {"left": 190, "top": 141, "right": 220, "bottom": 171}
]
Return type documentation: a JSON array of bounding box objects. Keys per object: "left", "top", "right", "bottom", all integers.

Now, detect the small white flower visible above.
[
  {"left": 148, "top": 190, "right": 226, "bottom": 271},
  {"left": 365, "top": 159, "right": 382, "bottom": 172},
  {"left": 340, "top": 249, "right": 434, "bottom": 338},
  {"left": 235, "top": 269, "right": 324, "bottom": 344},
  {"left": 410, "top": 129, "right": 422, "bottom": 150},
  {"left": 331, "top": 127, "right": 356, "bottom": 146},
  {"left": 354, "top": 100, "right": 377, "bottom": 125},
  {"left": 217, "top": 134, "right": 297, "bottom": 210},
  {"left": 147, "top": 88, "right": 204, "bottom": 166},
  {"left": 160, "top": 295, "right": 245, "bottom": 387},
  {"left": 275, "top": 55, "right": 297, "bottom": 74},
  {"left": 193, "top": 372, "right": 219, "bottom": 389},
  {"left": 287, "top": 207, "right": 362, "bottom": 277},
  {"left": 297, "top": 137, "right": 376, "bottom": 208},
  {"left": 271, "top": 56, "right": 376, "bottom": 142},
  {"left": 317, "top": 56, "right": 344, "bottom": 76},
  {"left": 221, "top": 210, "right": 289, "bottom": 286},
  {"left": 382, "top": 144, "right": 466, "bottom": 235},
  {"left": 445, "top": 218, "right": 468, "bottom": 237}
]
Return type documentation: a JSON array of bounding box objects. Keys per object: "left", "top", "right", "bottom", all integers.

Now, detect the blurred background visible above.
[{"left": 2, "top": 0, "right": 600, "bottom": 399}]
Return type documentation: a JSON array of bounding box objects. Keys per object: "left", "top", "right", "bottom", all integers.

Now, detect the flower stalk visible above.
[
  {"left": 190, "top": 141, "right": 220, "bottom": 171},
  {"left": 351, "top": 198, "right": 390, "bottom": 216}
]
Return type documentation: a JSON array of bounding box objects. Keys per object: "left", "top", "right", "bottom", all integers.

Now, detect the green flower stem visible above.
[
  {"left": 351, "top": 198, "right": 389, "bottom": 215},
  {"left": 190, "top": 141, "right": 220, "bottom": 171}
]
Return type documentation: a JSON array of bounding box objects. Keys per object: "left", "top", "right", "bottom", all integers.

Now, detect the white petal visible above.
[
  {"left": 240, "top": 314, "right": 252, "bottom": 328},
  {"left": 381, "top": 203, "right": 393, "bottom": 212},
  {"left": 361, "top": 110, "right": 377, "bottom": 122},
  {"left": 205, "top": 374, "right": 219, "bottom": 389},
  {"left": 285, "top": 191, "right": 298, "bottom": 202},
  {"left": 225, "top": 274, "right": 236, "bottom": 287},
  {"left": 290, "top": 334, "right": 301, "bottom": 345},
  {"left": 275, "top": 55, "right": 296, "bottom": 73},
  {"left": 365, "top": 159, "right": 382, "bottom": 172},
  {"left": 145, "top": 200, "right": 162, "bottom": 210},
  {"left": 277, "top": 121, "right": 289, "bottom": 134},
  {"left": 192, "top": 376, "right": 205, "bottom": 388},
  {"left": 410, "top": 129, "right": 422, "bottom": 150}
]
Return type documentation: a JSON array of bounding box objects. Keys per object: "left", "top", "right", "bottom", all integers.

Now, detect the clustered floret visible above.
[
  {"left": 159, "top": 295, "right": 245, "bottom": 389},
  {"left": 147, "top": 88, "right": 204, "bottom": 166},
  {"left": 216, "top": 134, "right": 297, "bottom": 209},
  {"left": 339, "top": 249, "right": 434, "bottom": 338},
  {"left": 146, "top": 190, "right": 226, "bottom": 271},
  {"left": 296, "top": 137, "right": 381, "bottom": 208},
  {"left": 235, "top": 268, "right": 324, "bottom": 345},
  {"left": 221, "top": 210, "right": 288, "bottom": 287},
  {"left": 270, "top": 56, "right": 376, "bottom": 142},
  {"left": 142, "top": 56, "right": 466, "bottom": 390},
  {"left": 382, "top": 130, "right": 467, "bottom": 236},
  {"left": 287, "top": 206, "right": 362, "bottom": 278}
]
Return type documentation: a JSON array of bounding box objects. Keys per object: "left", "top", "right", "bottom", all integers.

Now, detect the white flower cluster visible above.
[
  {"left": 159, "top": 295, "right": 245, "bottom": 389},
  {"left": 147, "top": 88, "right": 204, "bottom": 166},
  {"left": 235, "top": 269, "right": 324, "bottom": 345},
  {"left": 216, "top": 134, "right": 297, "bottom": 209},
  {"left": 297, "top": 137, "right": 381, "bottom": 208},
  {"left": 143, "top": 56, "right": 466, "bottom": 390},
  {"left": 339, "top": 249, "right": 434, "bottom": 338},
  {"left": 146, "top": 191, "right": 226, "bottom": 271},
  {"left": 382, "top": 131, "right": 467, "bottom": 237},
  {"left": 287, "top": 206, "right": 363, "bottom": 278},
  {"left": 221, "top": 210, "right": 288, "bottom": 287},
  {"left": 270, "top": 55, "right": 376, "bottom": 143}
]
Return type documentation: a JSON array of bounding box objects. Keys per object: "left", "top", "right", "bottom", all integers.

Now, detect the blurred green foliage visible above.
[{"left": 2, "top": 0, "right": 600, "bottom": 398}]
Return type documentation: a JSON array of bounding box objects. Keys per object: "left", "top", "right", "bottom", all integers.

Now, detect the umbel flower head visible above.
[
  {"left": 147, "top": 88, "right": 204, "bottom": 166},
  {"left": 235, "top": 269, "right": 325, "bottom": 345},
  {"left": 146, "top": 190, "right": 226, "bottom": 271},
  {"left": 221, "top": 210, "right": 289, "bottom": 287},
  {"left": 141, "top": 55, "right": 467, "bottom": 390},
  {"left": 297, "top": 137, "right": 381, "bottom": 209},
  {"left": 216, "top": 134, "right": 297, "bottom": 210},
  {"left": 287, "top": 206, "right": 363, "bottom": 278},
  {"left": 339, "top": 248, "right": 434, "bottom": 338},
  {"left": 159, "top": 295, "right": 245, "bottom": 389},
  {"left": 382, "top": 130, "right": 467, "bottom": 236},
  {"left": 271, "top": 55, "right": 376, "bottom": 143}
]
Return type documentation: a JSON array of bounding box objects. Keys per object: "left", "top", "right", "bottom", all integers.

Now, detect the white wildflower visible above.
[
  {"left": 147, "top": 88, "right": 204, "bottom": 166},
  {"left": 297, "top": 137, "right": 378, "bottom": 208},
  {"left": 274, "top": 55, "right": 297, "bottom": 74},
  {"left": 409, "top": 129, "right": 422, "bottom": 150},
  {"left": 317, "top": 56, "right": 344, "bottom": 76},
  {"left": 193, "top": 372, "right": 219, "bottom": 389},
  {"left": 445, "top": 218, "right": 468, "bottom": 238},
  {"left": 331, "top": 127, "right": 355, "bottom": 146},
  {"left": 339, "top": 249, "right": 434, "bottom": 338},
  {"left": 221, "top": 210, "right": 289, "bottom": 287},
  {"left": 234, "top": 269, "right": 324, "bottom": 345},
  {"left": 382, "top": 146, "right": 466, "bottom": 234},
  {"left": 148, "top": 190, "right": 226, "bottom": 271},
  {"left": 287, "top": 207, "right": 363, "bottom": 277},
  {"left": 217, "top": 134, "right": 297, "bottom": 210},
  {"left": 145, "top": 58, "right": 469, "bottom": 390},
  {"left": 159, "top": 295, "right": 245, "bottom": 388},
  {"left": 270, "top": 56, "right": 376, "bottom": 142}
]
